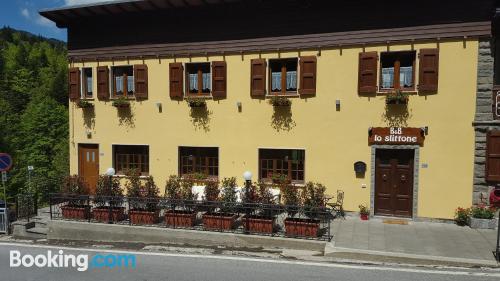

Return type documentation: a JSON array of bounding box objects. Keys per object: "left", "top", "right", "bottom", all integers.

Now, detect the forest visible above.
[{"left": 0, "top": 26, "right": 68, "bottom": 204}]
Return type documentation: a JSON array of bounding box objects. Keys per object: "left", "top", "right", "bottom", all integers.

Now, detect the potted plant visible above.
[
  {"left": 242, "top": 182, "right": 278, "bottom": 234},
  {"left": 60, "top": 175, "right": 90, "bottom": 220},
  {"left": 268, "top": 96, "right": 292, "bottom": 107},
  {"left": 164, "top": 175, "right": 197, "bottom": 227},
  {"left": 386, "top": 89, "right": 409, "bottom": 105},
  {"left": 92, "top": 175, "right": 124, "bottom": 223},
  {"left": 126, "top": 170, "right": 160, "bottom": 225},
  {"left": 359, "top": 204, "right": 370, "bottom": 220},
  {"left": 76, "top": 99, "right": 94, "bottom": 109},
  {"left": 285, "top": 182, "right": 325, "bottom": 238},
  {"left": 203, "top": 177, "right": 238, "bottom": 230},
  {"left": 468, "top": 205, "right": 497, "bottom": 229},
  {"left": 185, "top": 97, "right": 207, "bottom": 108},
  {"left": 112, "top": 96, "right": 131, "bottom": 108},
  {"left": 454, "top": 207, "right": 470, "bottom": 226}
]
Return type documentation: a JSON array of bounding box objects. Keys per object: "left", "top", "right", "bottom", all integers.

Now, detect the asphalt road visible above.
[{"left": 0, "top": 243, "right": 499, "bottom": 281}]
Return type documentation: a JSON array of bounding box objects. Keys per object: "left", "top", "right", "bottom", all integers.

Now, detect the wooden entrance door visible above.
[
  {"left": 78, "top": 144, "right": 99, "bottom": 194},
  {"left": 375, "top": 149, "right": 414, "bottom": 217}
]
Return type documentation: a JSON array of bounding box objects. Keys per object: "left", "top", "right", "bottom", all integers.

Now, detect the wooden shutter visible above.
[
  {"left": 250, "top": 59, "right": 266, "bottom": 97},
  {"left": 134, "top": 64, "right": 148, "bottom": 99},
  {"left": 486, "top": 130, "right": 500, "bottom": 182},
  {"left": 299, "top": 56, "right": 317, "bottom": 96},
  {"left": 418, "top": 48, "right": 439, "bottom": 92},
  {"left": 211, "top": 61, "right": 227, "bottom": 99},
  {"left": 358, "top": 51, "right": 378, "bottom": 94},
  {"left": 97, "top": 66, "right": 109, "bottom": 100},
  {"left": 169, "top": 63, "right": 184, "bottom": 99},
  {"left": 68, "top": 67, "right": 80, "bottom": 101}
]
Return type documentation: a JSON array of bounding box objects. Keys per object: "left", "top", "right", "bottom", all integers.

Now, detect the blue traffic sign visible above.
[{"left": 0, "top": 153, "right": 12, "bottom": 172}]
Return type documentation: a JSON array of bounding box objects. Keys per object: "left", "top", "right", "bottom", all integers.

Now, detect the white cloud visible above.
[
  {"left": 64, "top": 0, "right": 121, "bottom": 6},
  {"left": 36, "top": 15, "right": 56, "bottom": 27},
  {"left": 21, "top": 8, "right": 30, "bottom": 19}
]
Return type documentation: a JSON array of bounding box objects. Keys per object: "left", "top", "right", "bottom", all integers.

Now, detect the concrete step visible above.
[{"left": 26, "top": 227, "right": 47, "bottom": 235}]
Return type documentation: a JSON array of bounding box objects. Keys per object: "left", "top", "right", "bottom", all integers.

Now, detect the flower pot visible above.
[
  {"left": 189, "top": 102, "right": 206, "bottom": 108},
  {"left": 61, "top": 206, "right": 89, "bottom": 220},
  {"left": 129, "top": 210, "right": 159, "bottom": 225},
  {"left": 468, "top": 217, "right": 497, "bottom": 229},
  {"left": 241, "top": 215, "right": 275, "bottom": 234},
  {"left": 284, "top": 218, "right": 320, "bottom": 237},
  {"left": 360, "top": 214, "right": 369, "bottom": 220},
  {"left": 113, "top": 103, "right": 130, "bottom": 108},
  {"left": 165, "top": 210, "right": 197, "bottom": 227},
  {"left": 202, "top": 213, "right": 238, "bottom": 230},
  {"left": 92, "top": 207, "right": 125, "bottom": 222}
]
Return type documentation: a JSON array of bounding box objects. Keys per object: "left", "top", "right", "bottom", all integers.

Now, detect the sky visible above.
[{"left": 0, "top": 0, "right": 120, "bottom": 41}]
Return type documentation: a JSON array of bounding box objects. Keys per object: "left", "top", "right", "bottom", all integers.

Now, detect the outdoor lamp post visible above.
[
  {"left": 243, "top": 171, "right": 252, "bottom": 234},
  {"left": 105, "top": 168, "right": 115, "bottom": 224}
]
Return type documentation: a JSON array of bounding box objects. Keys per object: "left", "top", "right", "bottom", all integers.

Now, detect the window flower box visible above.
[
  {"left": 202, "top": 212, "right": 238, "bottom": 230},
  {"left": 268, "top": 96, "right": 292, "bottom": 107},
  {"left": 241, "top": 215, "right": 275, "bottom": 234},
  {"left": 185, "top": 97, "right": 207, "bottom": 108},
  {"left": 76, "top": 100, "right": 94, "bottom": 109},
  {"left": 112, "top": 97, "right": 131, "bottom": 108},
  {"left": 165, "top": 210, "right": 197, "bottom": 227},
  {"left": 284, "top": 218, "right": 320, "bottom": 237},
  {"left": 385, "top": 90, "right": 409, "bottom": 105}
]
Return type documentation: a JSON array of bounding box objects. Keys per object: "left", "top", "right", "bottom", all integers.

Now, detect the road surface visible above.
[{"left": 0, "top": 243, "right": 499, "bottom": 281}]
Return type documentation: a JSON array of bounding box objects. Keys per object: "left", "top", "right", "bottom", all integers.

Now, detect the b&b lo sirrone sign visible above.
[{"left": 369, "top": 127, "right": 425, "bottom": 146}]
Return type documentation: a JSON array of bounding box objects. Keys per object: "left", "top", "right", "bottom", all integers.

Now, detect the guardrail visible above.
[{"left": 49, "top": 194, "right": 333, "bottom": 241}]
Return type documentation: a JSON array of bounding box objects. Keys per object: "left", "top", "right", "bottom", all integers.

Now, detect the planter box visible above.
[
  {"left": 202, "top": 213, "right": 238, "bottom": 230},
  {"left": 165, "top": 210, "right": 196, "bottom": 227},
  {"left": 469, "top": 217, "right": 498, "bottom": 229},
  {"left": 61, "top": 206, "right": 89, "bottom": 220},
  {"left": 242, "top": 215, "right": 275, "bottom": 234},
  {"left": 92, "top": 207, "right": 125, "bottom": 222},
  {"left": 285, "top": 218, "right": 320, "bottom": 237},
  {"left": 360, "top": 214, "right": 369, "bottom": 220},
  {"left": 129, "top": 210, "right": 159, "bottom": 225}
]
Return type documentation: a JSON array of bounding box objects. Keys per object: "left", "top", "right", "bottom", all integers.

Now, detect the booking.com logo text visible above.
[{"left": 10, "top": 250, "right": 137, "bottom": 272}]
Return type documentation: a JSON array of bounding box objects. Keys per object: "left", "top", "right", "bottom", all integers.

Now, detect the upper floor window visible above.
[
  {"left": 179, "top": 146, "right": 218, "bottom": 178},
  {"left": 186, "top": 63, "right": 211, "bottom": 95},
  {"left": 380, "top": 51, "right": 416, "bottom": 91},
  {"left": 113, "top": 145, "right": 149, "bottom": 176},
  {"left": 259, "top": 148, "right": 305, "bottom": 184},
  {"left": 82, "top": 68, "right": 93, "bottom": 99},
  {"left": 112, "top": 66, "right": 134, "bottom": 97},
  {"left": 269, "top": 58, "right": 298, "bottom": 95}
]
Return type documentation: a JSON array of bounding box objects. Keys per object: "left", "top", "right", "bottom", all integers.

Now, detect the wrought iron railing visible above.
[
  {"left": 16, "top": 193, "right": 38, "bottom": 222},
  {"left": 49, "top": 193, "right": 333, "bottom": 241}
]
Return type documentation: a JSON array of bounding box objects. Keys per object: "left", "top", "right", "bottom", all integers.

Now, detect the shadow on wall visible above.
[
  {"left": 382, "top": 104, "right": 412, "bottom": 127},
  {"left": 82, "top": 107, "right": 95, "bottom": 130},
  {"left": 190, "top": 106, "right": 212, "bottom": 132},
  {"left": 271, "top": 106, "right": 296, "bottom": 132},
  {"left": 117, "top": 107, "right": 135, "bottom": 129}
]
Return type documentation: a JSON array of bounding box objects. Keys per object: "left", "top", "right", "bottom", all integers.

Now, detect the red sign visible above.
[{"left": 369, "top": 127, "right": 425, "bottom": 146}]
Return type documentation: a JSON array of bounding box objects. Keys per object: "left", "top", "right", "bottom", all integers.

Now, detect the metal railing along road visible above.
[{"left": 49, "top": 193, "right": 333, "bottom": 241}]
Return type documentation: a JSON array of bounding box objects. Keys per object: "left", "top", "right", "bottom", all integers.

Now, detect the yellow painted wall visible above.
[{"left": 69, "top": 39, "right": 478, "bottom": 219}]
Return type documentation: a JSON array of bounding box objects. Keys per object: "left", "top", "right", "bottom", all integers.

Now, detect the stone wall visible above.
[{"left": 473, "top": 38, "right": 499, "bottom": 205}]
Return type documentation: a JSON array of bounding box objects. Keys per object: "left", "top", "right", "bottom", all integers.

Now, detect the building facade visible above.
[{"left": 41, "top": 0, "right": 496, "bottom": 220}]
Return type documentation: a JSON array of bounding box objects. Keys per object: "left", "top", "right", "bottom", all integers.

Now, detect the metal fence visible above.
[
  {"left": 0, "top": 208, "right": 7, "bottom": 234},
  {"left": 16, "top": 193, "right": 38, "bottom": 222},
  {"left": 49, "top": 194, "right": 333, "bottom": 241}
]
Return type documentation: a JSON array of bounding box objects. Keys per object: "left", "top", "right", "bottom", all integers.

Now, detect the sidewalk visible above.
[{"left": 328, "top": 216, "right": 498, "bottom": 266}]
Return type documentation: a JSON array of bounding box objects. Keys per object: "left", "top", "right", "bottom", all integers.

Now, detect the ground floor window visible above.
[
  {"left": 179, "top": 147, "right": 218, "bottom": 178},
  {"left": 259, "top": 149, "right": 305, "bottom": 184},
  {"left": 113, "top": 145, "right": 149, "bottom": 175}
]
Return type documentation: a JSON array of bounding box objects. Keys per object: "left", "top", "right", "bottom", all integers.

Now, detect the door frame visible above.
[{"left": 370, "top": 145, "right": 419, "bottom": 219}]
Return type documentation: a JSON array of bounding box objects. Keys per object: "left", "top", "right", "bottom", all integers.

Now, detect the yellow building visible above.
[{"left": 41, "top": 0, "right": 496, "bottom": 220}]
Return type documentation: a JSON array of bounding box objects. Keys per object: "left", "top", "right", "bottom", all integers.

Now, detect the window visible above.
[
  {"left": 259, "top": 149, "right": 305, "bottom": 184},
  {"left": 186, "top": 63, "right": 211, "bottom": 95},
  {"left": 112, "top": 66, "right": 134, "bottom": 97},
  {"left": 82, "top": 68, "right": 93, "bottom": 98},
  {"left": 113, "top": 145, "right": 149, "bottom": 176},
  {"left": 269, "top": 58, "right": 298, "bottom": 94},
  {"left": 179, "top": 147, "right": 218, "bottom": 178},
  {"left": 380, "top": 51, "right": 416, "bottom": 91},
  {"left": 486, "top": 131, "right": 500, "bottom": 182}
]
